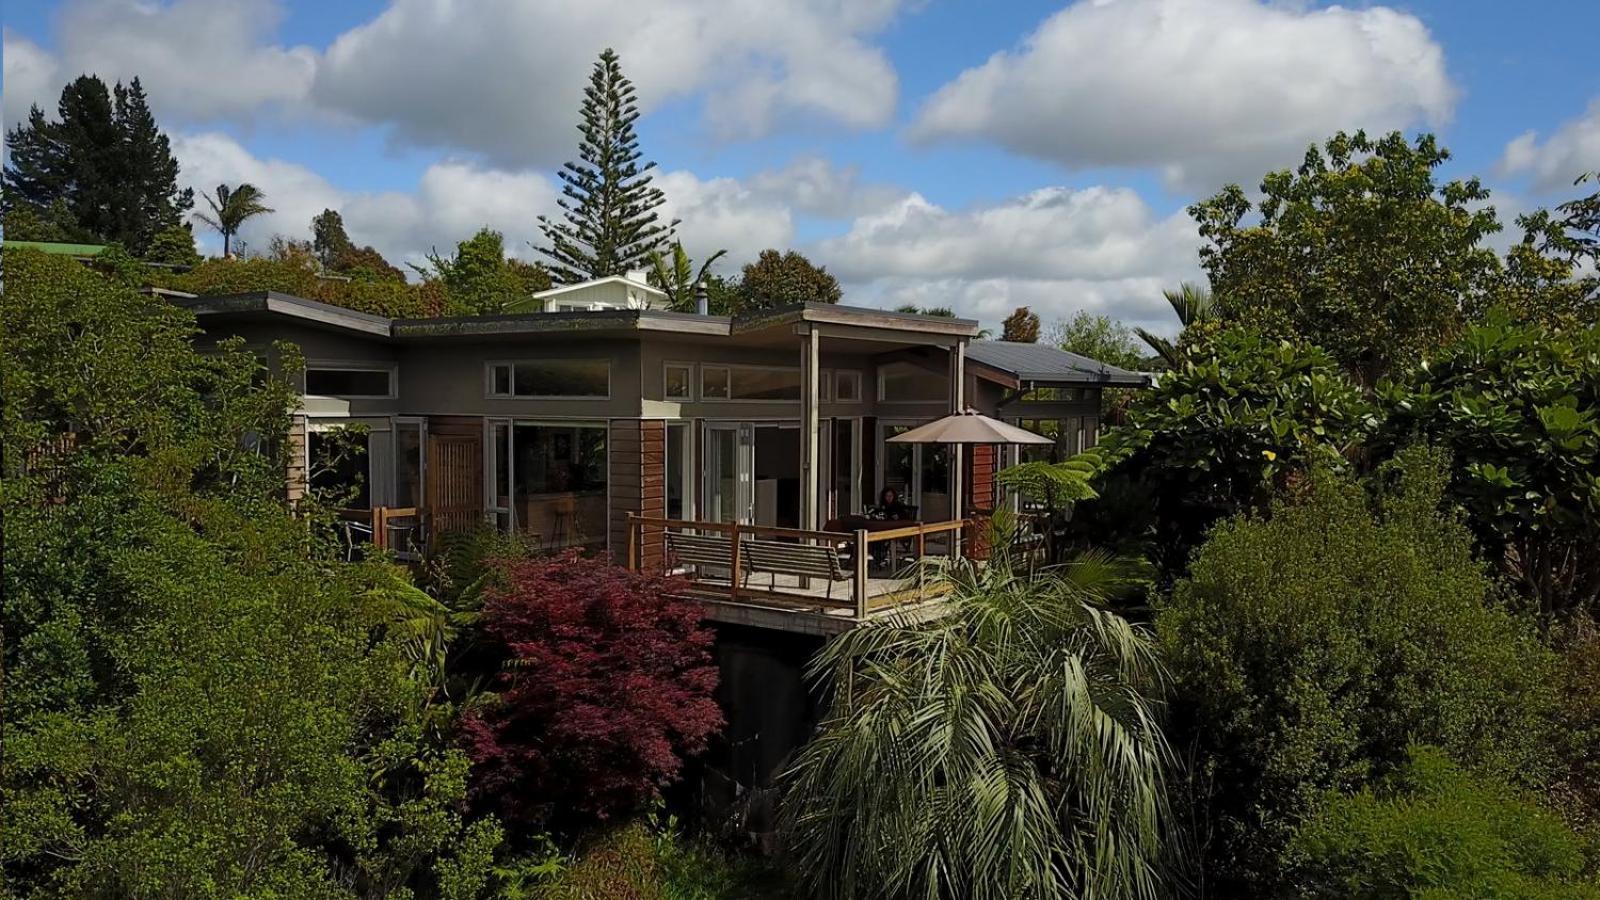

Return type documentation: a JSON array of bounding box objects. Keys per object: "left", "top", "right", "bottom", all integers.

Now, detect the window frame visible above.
[
  {"left": 663, "top": 361, "right": 695, "bottom": 401},
  {"left": 833, "top": 369, "right": 863, "bottom": 403},
  {"left": 303, "top": 360, "right": 399, "bottom": 400},
  {"left": 484, "top": 358, "right": 612, "bottom": 401}
]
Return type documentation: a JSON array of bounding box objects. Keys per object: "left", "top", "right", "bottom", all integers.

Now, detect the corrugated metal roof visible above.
[{"left": 967, "top": 340, "right": 1150, "bottom": 386}]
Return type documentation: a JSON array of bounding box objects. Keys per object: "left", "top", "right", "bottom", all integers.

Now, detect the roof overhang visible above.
[{"left": 175, "top": 291, "right": 394, "bottom": 338}]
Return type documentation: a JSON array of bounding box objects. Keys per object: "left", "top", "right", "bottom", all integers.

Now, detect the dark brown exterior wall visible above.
[
  {"left": 609, "top": 418, "right": 666, "bottom": 567},
  {"left": 969, "top": 443, "right": 997, "bottom": 510}
]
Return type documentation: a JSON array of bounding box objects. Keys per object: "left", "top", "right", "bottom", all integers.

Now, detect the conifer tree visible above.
[
  {"left": 3, "top": 75, "right": 191, "bottom": 254},
  {"left": 537, "top": 49, "right": 676, "bottom": 283}
]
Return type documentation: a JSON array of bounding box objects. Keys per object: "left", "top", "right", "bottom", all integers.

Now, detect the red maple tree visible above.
[{"left": 459, "top": 551, "right": 722, "bottom": 832}]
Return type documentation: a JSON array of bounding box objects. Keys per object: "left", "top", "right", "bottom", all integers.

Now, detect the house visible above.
[{"left": 178, "top": 281, "right": 1149, "bottom": 633}]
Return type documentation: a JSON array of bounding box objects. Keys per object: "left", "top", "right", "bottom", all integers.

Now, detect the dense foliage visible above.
[
  {"left": 3, "top": 75, "right": 192, "bottom": 254},
  {"left": 1286, "top": 746, "right": 1600, "bottom": 899},
  {"left": 1001, "top": 305, "right": 1041, "bottom": 342},
  {"left": 195, "top": 182, "right": 274, "bottom": 258},
  {"left": 1052, "top": 310, "right": 1148, "bottom": 372},
  {"left": 1192, "top": 131, "right": 1502, "bottom": 383},
  {"left": 312, "top": 208, "right": 406, "bottom": 281},
  {"left": 417, "top": 228, "right": 553, "bottom": 315},
  {"left": 784, "top": 555, "right": 1172, "bottom": 900},
  {"left": 734, "top": 249, "right": 843, "bottom": 311},
  {"left": 460, "top": 552, "right": 722, "bottom": 836},
  {"left": 2, "top": 249, "right": 493, "bottom": 897},
  {"left": 1378, "top": 313, "right": 1600, "bottom": 617},
  {"left": 1159, "top": 452, "right": 1559, "bottom": 893},
  {"left": 537, "top": 48, "right": 676, "bottom": 283}
]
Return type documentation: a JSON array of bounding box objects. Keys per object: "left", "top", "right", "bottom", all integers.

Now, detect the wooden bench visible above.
[
  {"left": 666, "top": 532, "right": 744, "bottom": 581},
  {"left": 742, "top": 539, "right": 851, "bottom": 599}
]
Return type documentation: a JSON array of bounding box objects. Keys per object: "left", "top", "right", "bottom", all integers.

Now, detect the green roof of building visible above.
[{"left": 3, "top": 240, "right": 110, "bottom": 257}]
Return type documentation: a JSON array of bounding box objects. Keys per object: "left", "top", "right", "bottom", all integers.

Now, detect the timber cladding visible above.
[
  {"left": 426, "top": 415, "right": 484, "bottom": 537},
  {"left": 609, "top": 418, "right": 666, "bottom": 566}
]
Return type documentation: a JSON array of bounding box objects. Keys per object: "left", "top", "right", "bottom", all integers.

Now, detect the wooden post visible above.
[
  {"left": 949, "top": 340, "right": 967, "bottom": 555},
  {"left": 626, "top": 513, "right": 639, "bottom": 570},
  {"left": 854, "top": 529, "right": 870, "bottom": 619},
  {"left": 371, "top": 507, "right": 386, "bottom": 551},
  {"left": 799, "top": 324, "right": 821, "bottom": 533},
  {"left": 729, "top": 521, "right": 742, "bottom": 605}
]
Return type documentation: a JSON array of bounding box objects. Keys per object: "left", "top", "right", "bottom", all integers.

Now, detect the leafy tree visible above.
[
  {"left": 1, "top": 249, "right": 493, "bottom": 896},
  {"left": 3, "top": 75, "right": 193, "bottom": 253},
  {"left": 537, "top": 48, "right": 676, "bottom": 283},
  {"left": 893, "top": 302, "right": 955, "bottom": 317},
  {"left": 1051, "top": 310, "right": 1148, "bottom": 372},
  {"left": 143, "top": 224, "right": 200, "bottom": 266},
  {"left": 1500, "top": 173, "right": 1600, "bottom": 330},
  {"left": 1159, "top": 451, "right": 1559, "bottom": 893},
  {"left": 311, "top": 208, "right": 404, "bottom": 281},
  {"left": 1000, "top": 305, "right": 1041, "bottom": 342},
  {"left": 195, "top": 182, "right": 274, "bottom": 258},
  {"left": 1377, "top": 312, "right": 1600, "bottom": 618},
  {"left": 784, "top": 554, "right": 1172, "bottom": 900},
  {"left": 1068, "top": 328, "right": 1374, "bottom": 575},
  {"left": 646, "top": 241, "right": 727, "bottom": 311},
  {"left": 1192, "top": 131, "right": 1503, "bottom": 383},
  {"left": 1286, "top": 746, "right": 1600, "bottom": 899},
  {"left": 735, "top": 249, "right": 842, "bottom": 311},
  {"left": 419, "top": 228, "right": 552, "bottom": 315},
  {"left": 460, "top": 552, "right": 722, "bottom": 836},
  {"left": 0, "top": 196, "right": 97, "bottom": 243},
  {"left": 1134, "top": 283, "right": 1224, "bottom": 367}
]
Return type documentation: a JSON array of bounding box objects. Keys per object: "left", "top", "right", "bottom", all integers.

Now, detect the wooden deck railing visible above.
[
  {"left": 336, "top": 506, "right": 423, "bottom": 555},
  {"left": 626, "top": 514, "right": 970, "bottom": 619}
]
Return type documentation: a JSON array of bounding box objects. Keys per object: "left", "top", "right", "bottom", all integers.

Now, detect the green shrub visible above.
[
  {"left": 533, "top": 819, "right": 785, "bottom": 900},
  {"left": 1158, "top": 448, "right": 1560, "bottom": 893},
  {"left": 1287, "top": 746, "right": 1600, "bottom": 899}
]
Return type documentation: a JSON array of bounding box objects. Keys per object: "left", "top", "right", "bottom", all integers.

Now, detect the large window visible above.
[
  {"left": 878, "top": 362, "right": 946, "bottom": 403},
  {"left": 879, "top": 423, "right": 950, "bottom": 521},
  {"left": 487, "top": 360, "right": 610, "bottom": 399},
  {"left": 834, "top": 370, "right": 862, "bottom": 402},
  {"left": 664, "top": 363, "right": 693, "bottom": 400},
  {"left": 309, "top": 428, "right": 371, "bottom": 508},
  {"left": 306, "top": 365, "right": 394, "bottom": 398},
  {"left": 666, "top": 422, "right": 692, "bottom": 519},
  {"left": 700, "top": 365, "right": 802, "bottom": 402},
  {"left": 509, "top": 423, "right": 608, "bottom": 550}
]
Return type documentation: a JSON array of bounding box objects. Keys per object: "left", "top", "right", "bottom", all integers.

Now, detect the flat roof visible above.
[
  {"left": 4, "top": 240, "right": 109, "bottom": 256},
  {"left": 968, "top": 340, "right": 1151, "bottom": 386},
  {"left": 172, "top": 291, "right": 394, "bottom": 338}
]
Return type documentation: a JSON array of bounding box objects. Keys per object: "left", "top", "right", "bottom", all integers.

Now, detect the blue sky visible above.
[{"left": 5, "top": 0, "right": 1597, "bottom": 330}]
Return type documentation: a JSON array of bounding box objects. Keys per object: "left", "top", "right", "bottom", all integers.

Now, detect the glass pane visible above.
[
  {"left": 492, "top": 422, "right": 511, "bottom": 514},
  {"left": 666, "top": 423, "right": 688, "bottom": 520},
  {"left": 395, "top": 423, "right": 422, "bottom": 507},
  {"left": 492, "top": 365, "right": 511, "bottom": 396},
  {"left": 832, "top": 420, "right": 854, "bottom": 516},
  {"left": 512, "top": 424, "right": 608, "bottom": 549},
  {"left": 665, "top": 365, "right": 691, "bottom": 399},
  {"left": 730, "top": 367, "right": 801, "bottom": 401},
  {"left": 920, "top": 444, "right": 951, "bottom": 522},
  {"left": 819, "top": 371, "right": 832, "bottom": 402},
  {"left": 880, "top": 425, "right": 915, "bottom": 515},
  {"left": 513, "top": 360, "right": 608, "bottom": 397},
  {"left": 702, "top": 367, "right": 730, "bottom": 399},
  {"left": 707, "top": 428, "right": 738, "bottom": 522},
  {"left": 306, "top": 368, "right": 390, "bottom": 397},
  {"left": 835, "top": 372, "right": 860, "bottom": 401},
  {"left": 880, "top": 363, "right": 946, "bottom": 402}
]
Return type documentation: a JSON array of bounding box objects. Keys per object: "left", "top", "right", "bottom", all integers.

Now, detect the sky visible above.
[{"left": 3, "top": 0, "right": 1598, "bottom": 333}]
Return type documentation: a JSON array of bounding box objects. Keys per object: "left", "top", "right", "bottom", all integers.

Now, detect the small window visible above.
[
  {"left": 819, "top": 371, "right": 832, "bottom": 402},
  {"left": 702, "top": 366, "right": 731, "bottom": 399},
  {"left": 664, "top": 363, "right": 693, "bottom": 400},
  {"left": 306, "top": 366, "right": 393, "bottom": 398},
  {"left": 879, "top": 362, "right": 945, "bottom": 402},
  {"left": 486, "top": 359, "right": 609, "bottom": 398},
  {"left": 730, "top": 367, "right": 801, "bottom": 401},
  {"left": 835, "top": 370, "right": 862, "bottom": 402}
]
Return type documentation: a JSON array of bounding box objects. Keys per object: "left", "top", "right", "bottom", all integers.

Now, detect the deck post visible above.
[
  {"left": 626, "top": 513, "right": 638, "bottom": 570},
  {"left": 799, "top": 324, "right": 821, "bottom": 533},
  {"left": 949, "top": 340, "right": 967, "bottom": 554},
  {"left": 854, "top": 529, "right": 870, "bottom": 618},
  {"left": 729, "top": 521, "right": 742, "bottom": 605}
]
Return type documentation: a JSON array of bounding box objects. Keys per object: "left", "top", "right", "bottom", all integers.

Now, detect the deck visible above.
[{"left": 625, "top": 514, "right": 976, "bottom": 635}]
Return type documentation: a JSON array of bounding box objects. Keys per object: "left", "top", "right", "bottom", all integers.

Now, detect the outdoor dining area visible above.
[{"left": 625, "top": 409, "right": 1052, "bottom": 635}]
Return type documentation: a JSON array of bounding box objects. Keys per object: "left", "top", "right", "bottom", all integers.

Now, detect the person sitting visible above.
[{"left": 868, "top": 487, "right": 915, "bottom": 521}]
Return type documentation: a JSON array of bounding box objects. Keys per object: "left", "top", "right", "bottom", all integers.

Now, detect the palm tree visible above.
[
  {"left": 195, "top": 183, "right": 273, "bottom": 257},
  {"left": 647, "top": 242, "right": 727, "bottom": 311},
  {"left": 1136, "top": 282, "right": 1221, "bottom": 366},
  {"left": 782, "top": 550, "right": 1174, "bottom": 900}
]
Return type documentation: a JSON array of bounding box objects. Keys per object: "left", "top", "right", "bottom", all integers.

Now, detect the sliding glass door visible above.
[
  {"left": 485, "top": 419, "right": 608, "bottom": 549},
  {"left": 703, "top": 423, "right": 751, "bottom": 524},
  {"left": 880, "top": 422, "right": 950, "bottom": 521}
]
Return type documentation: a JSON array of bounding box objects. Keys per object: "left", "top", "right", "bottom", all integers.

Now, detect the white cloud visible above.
[
  {"left": 909, "top": 0, "right": 1455, "bottom": 190},
  {"left": 819, "top": 186, "right": 1202, "bottom": 331},
  {"left": 312, "top": 0, "right": 903, "bottom": 165},
  {"left": 655, "top": 170, "right": 796, "bottom": 274},
  {"left": 1502, "top": 98, "right": 1600, "bottom": 192},
  {"left": 747, "top": 156, "right": 909, "bottom": 219},
  {"left": 14, "top": 0, "right": 318, "bottom": 126},
  {"left": 3, "top": 29, "right": 61, "bottom": 127}
]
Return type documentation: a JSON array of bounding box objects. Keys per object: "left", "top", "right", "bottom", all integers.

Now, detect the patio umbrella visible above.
[
  {"left": 886, "top": 408, "right": 1053, "bottom": 446},
  {"left": 887, "top": 408, "right": 1051, "bottom": 525}
]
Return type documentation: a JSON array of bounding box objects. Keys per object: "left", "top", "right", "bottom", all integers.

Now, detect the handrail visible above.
[
  {"left": 861, "top": 519, "right": 969, "bottom": 543},
  {"left": 628, "top": 515, "right": 851, "bottom": 544}
]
